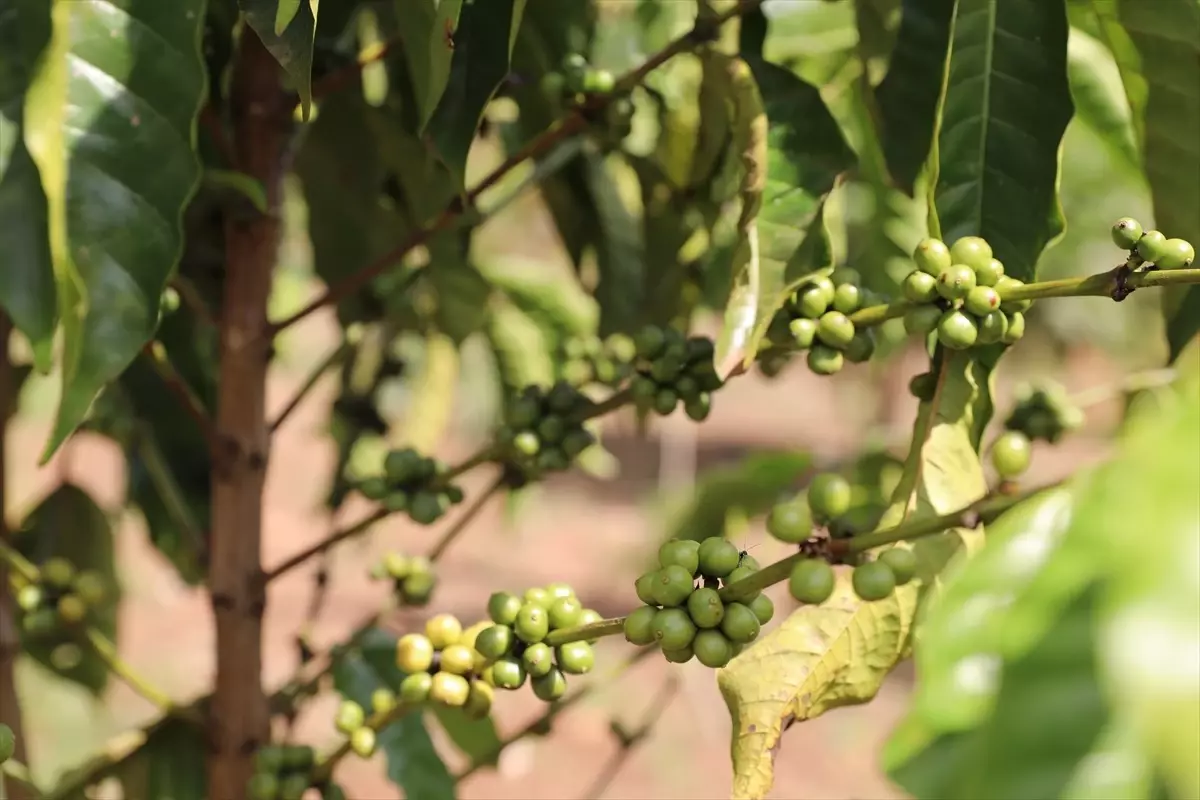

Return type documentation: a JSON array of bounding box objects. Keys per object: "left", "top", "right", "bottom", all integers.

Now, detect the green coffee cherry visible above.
[
  {"left": 692, "top": 629, "right": 735, "bottom": 668},
  {"left": 949, "top": 236, "right": 993, "bottom": 272},
  {"left": 719, "top": 603, "right": 760, "bottom": 644},
  {"left": 653, "top": 389, "right": 678, "bottom": 416},
  {"left": 877, "top": 548, "right": 918, "bottom": 586},
  {"left": 425, "top": 614, "right": 462, "bottom": 649},
  {"left": 255, "top": 744, "right": 286, "bottom": 774},
  {"left": 659, "top": 539, "right": 701, "bottom": 575},
  {"left": 335, "top": 700, "right": 365, "bottom": 734},
  {"left": 490, "top": 657, "right": 527, "bottom": 690},
  {"left": 1111, "top": 217, "right": 1144, "bottom": 249},
  {"left": 851, "top": 561, "right": 896, "bottom": 602},
  {"left": 996, "top": 276, "right": 1032, "bottom": 313},
  {"left": 902, "top": 270, "right": 939, "bottom": 303},
  {"left": 372, "top": 688, "right": 397, "bottom": 715},
  {"left": 531, "top": 667, "right": 569, "bottom": 701},
  {"left": 748, "top": 593, "right": 775, "bottom": 625},
  {"left": 685, "top": 394, "right": 712, "bottom": 422},
  {"left": 808, "top": 473, "right": 852, "bottom": 521},
  {"left": 400, "top": 671, "right": 434, "bottom": 704},
  {"left": 400, "top": 570, "right": 436, "bottom": 605},
  {"left": 663, "top": 646, "right": 694, "bottom": 664},
  {"left": 515, "top": 603, "right": 550, "bottom": 643},
  {"left": 976, "top": 310, "right": 1008, "bottom": 344},
  {"left": 653, "top": 608, "right": 697, "bottom": 650},
  {"left": 789, "top": 317, "right": 817, "bottom": 348},
  {"left": 830, "top": 267, "right": 861, "bottom": 286},
  {"left": 975, "top": 258, "right": 1005, "bottom": 287},
  {"left": 350, "top": 727, "right": 377, "bottom": 758},
  {"left": 582, "top": 68, "right": 615, "bottom": 94},
  {"left": 794, "top": 285, "right": 830, "bottom": 319},
  {"left": 555, "top": 641, "right": 595, "bottom": 675},
  {"left": 440, "top": 644, "right": 477, "bottom": 675},
  {"left": 547, "top": 596, "right": 583, "bottom": 630},
  {"left": 698, "top": 537, "right": 741, "bottom": 578},
  {"left": 1156, "top": 238, "right": 1195, "bottom": 270},
  {"left": 788, "top": 560, "right": 836, "bottom": 604},
  {"left": 832, "top": 283, "right": 861, "bottom": 314},
  {"left": 936, "top": 265, "right": 977, "bottom": 302},
  {"left": 1136, "top": 230, "right": 1168, "bottom": 263},
  {"left": 278, "top": 774, "right": 309, "bottom": 800},
  {"left": 624, "top": 605, "right": 659, "bottom": 645},
  {"left": 634, "top": 572, "right": 659, "bottom": 605},
  {"left": 464, "top": 680, "right": 495, "bottom": 719},
  {"left": 965, "top": 286, "right": 1001, "bottom": 316},
  {"left": 397, "top": 633, "right": 435, "bottom": 673},
  {"left": 767, "top": 500, "right": 812, "bottom": 544},
  {"left": 903, "top": 305, "right": 942, "bottom": 336},
  {"left": 1003, "top": 311, "right": 1026, "bottom": 344},
  {"left": 913, "top": 238, "right": 952, "bottom": 276},
  {"left": 488, "top": 592, "right": 523, "bottom": 625},
  {"left": 522, "top": 642, "right": 554, "bottom": 677},
  {"left": 816, "top": 312, "right": 855, "bottom": 349},
  {"left": 651, "top": 564, "right": 696, "bottom": 607},
  {"left": 247, "top": 773, "right": 280, "bottom": 800},
  {"left": 908, "top": 372, "right": 937, "bottom": 402},
  {"left": 990, "top": 430, "right": 1033, "bottom": 478},
  {"left": 723, "top": 564, "right": 761, "bottom": 602},
  {"left": 42, "top": 557, "right": 75, "bottom": 589},
  {"left": 844, "top": 331, "right": 876, "bottom": 364},
  {"left": 524, "top": 587, "right": 552, "bottom": 607},
  {"left": 937, "top": 310, "right": 979, "bottom": 350},
  {"left": 408, "top": 491, "right": 445, "bottom": 525},
  {"left": 686, "top": 587, "right": 725, "bottom": 629},
  {"left": 430, "top": 672, "right": 471, "bottom": 707},
  {"left": 807, "top": 345, "right": 844, "bottom": 376}
]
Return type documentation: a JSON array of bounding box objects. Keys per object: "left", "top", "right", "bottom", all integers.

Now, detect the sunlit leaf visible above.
[
  {"left": 395, "top": 0, "right": 464, "bottom": 131},
  {"left": 1066, "top": 26, "right": 1140, "bottom": 176},
  {"left": 240, "top": 0, "right": 317, "bottom": 118},
  {"left": 392, "top": 332, "right": 459, "bottom": 455},
  {"left": 935, "top": 0, "right": 1074, "bottom": 282},
  {"left": 24, "top": 0, "right": 207, "bottom": 461}
]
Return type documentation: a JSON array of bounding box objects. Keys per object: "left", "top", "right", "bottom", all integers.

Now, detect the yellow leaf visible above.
[{"left": 718, "top": 577, "right": 919, "bottom": 800}]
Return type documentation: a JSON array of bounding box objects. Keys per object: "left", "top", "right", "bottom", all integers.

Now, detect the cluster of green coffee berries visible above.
[
  {"left": 389, "top": 615, "right": 496, "bottom": 718},
  {"left": 556, "top": 333, "right": 637, "bottom": 389},
  {"left": 768, "top": 472, "right": 917, "bottom": 604},
  {"left": 472, "top": 584, "right": 602, "bottom": 702},
  {"left": 760, "top": 268, "right": 879, "bottom": 378},
  {"left": 623, "top": 537, "right": 773, "bottom": 668},
  {"left": 539, "top": 54, "right": 634, "bottom": 138},
  {"left": 355, "top": 447, "right": 464, "bottom": 526},
  {"left": 498, "top": 382, "right": 597, "bottom": 482},
  {"left": 1111, "top": 217, "right": 1195, "bottom": 270},
  {"left": 629, "top": 327, "right": 722, "bottom": 420},
  {"left": 246, "top": 744, "right": 318, "bottom": 800},
  {"left": 12, "top": 557, "right": 107, "bottom": 637},
  {"left": 369, "top": 551, "right": 437, "bottom": 607},
  {"left": 901, "top": 236, "right": 1031, "bottom": 350},
  {"left": 1004, "top": 381, "right": 1083, "bottom": 444}
]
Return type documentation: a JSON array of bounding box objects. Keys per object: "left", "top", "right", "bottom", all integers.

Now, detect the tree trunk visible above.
[
  {"left": 0, "top": 313, "right": 31, "bottom": 800},
  {"left": 207, "top": 30, "right": 286, "bottom": 798}
]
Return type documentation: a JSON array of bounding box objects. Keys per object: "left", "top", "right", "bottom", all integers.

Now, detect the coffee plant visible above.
[{"left": 0, "top": 0, "right": 1197, "bottom": 799}]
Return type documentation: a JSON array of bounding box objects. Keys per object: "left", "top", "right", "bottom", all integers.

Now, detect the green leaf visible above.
[
  {"left": 392, "top": 332, "right": 458, "bottom": 455},
  {"left": 428, "top": 0, "right": 528, "bottom": 186},
  {"left": 935, "top": 0, "right": 1074, "bottom": 282},
  {"left": 718, "top": 576, "right": 919, "bottom": 800},
  {"left": 202, "top": 168, "right": 268, "bottom": 213},
  {"left": 396, "top": 0, "right": 465, "bottom": 131},
  {"left": 331, "top": 628, "right": 456, "bottom": 800},
  {"left": 1114, "top": 0, "right": 1200, "bottom": 360},
  {"left": 117, "top": 717, "right": 206, "bottom": 800},
  {"left": 873, "top": 0, "right": 956, "bottom": 194},
  {"left": 240, "top": 0, "right": 317, "bottom": 119},
  {"left": 661, "top": 451, "right": 812, "bottom": 545},
  {"left": 1066, "top": 27, "right": 1140, "bottom": 176},
  {"left": 275, "top": 0, "right": 302, "bottom": 36},
  {"left": 718, "top": 55, "right": 854, "bottom": 368},
  {"left": 0, "top": 0, "right": 57, "bottom": 368},
  {"left": 1069, "top": 371, "right": 1200, "bottom": 800},
  {"left": 15, "top": 483, "right": 119, "bottom": 695},
  {"left": 486, "top": 297, "right": 557, "bottom": 390},
  {"left": 24, "top": 0, "right": 207, "bottom": 462},
  {"left": 584, "top": 153, "right": 646, "bottom": 336},
  {"left": 430, "top": 706, "right": 502, "bottom": 767},
  {"left": 889, "top": 588, "right": 1111, "bottom": 800}
]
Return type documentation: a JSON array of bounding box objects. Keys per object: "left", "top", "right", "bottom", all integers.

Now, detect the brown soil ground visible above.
[{"left": 6, "top": 319, "right": 1124, "bottom": 799}]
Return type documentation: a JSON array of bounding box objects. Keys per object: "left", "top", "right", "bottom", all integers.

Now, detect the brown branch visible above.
[
  {"left": 582, "top": 675, "right": 681, "bottom": 800},
  {"left": 207, "top": 27, "right": 289, "bottom": 797},
  {"left": 267, "top": 0, "right": 764, "bottom": 337}
]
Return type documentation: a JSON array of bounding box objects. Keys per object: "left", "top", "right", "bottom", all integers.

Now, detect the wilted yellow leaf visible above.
[{"left": 717, "top": 578, "right": 919, "bottom": 800}]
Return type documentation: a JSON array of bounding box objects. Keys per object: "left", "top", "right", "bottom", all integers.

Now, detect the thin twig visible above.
[
  {"left": 427, "top": 475, "right": 504, "bottom": 561},
  {"left": 169, "top": 275, "right": 218, "bottom": 330},
  {"left": 454, "top": 646, "right": 658, "bottom": 782},
  {"left": 582, "top": 675, "right": 682, "bottom": 800},
  {"left": 1068, "top": 367, "right": 1179, "bottom": 409},
  {"left": 269, "top": 341, "right": 352, "bottom": 433},
  {"left": 268, "top": 0, "right": 764, "bottom": 337},
  {"left": 139, "top": 342, "right": 221, "bottom": 451}
]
